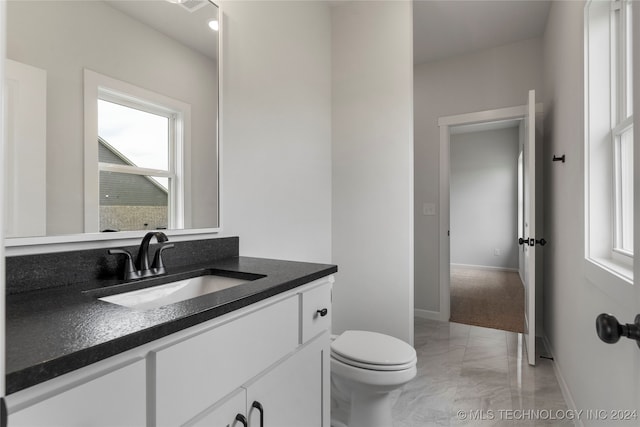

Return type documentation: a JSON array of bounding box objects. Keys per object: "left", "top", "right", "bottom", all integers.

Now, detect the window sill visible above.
[{"left": 585, "top": 256, "right": 633, "bottom": 293}]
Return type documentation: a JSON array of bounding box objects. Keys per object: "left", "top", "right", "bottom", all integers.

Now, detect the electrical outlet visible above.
[{"left": 494, "top": 248, "right": 501, "bottom": 256}]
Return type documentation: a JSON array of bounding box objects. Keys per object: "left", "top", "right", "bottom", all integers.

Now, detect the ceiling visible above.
[
  {"left": 104, "top": 1, "right": 549, "bottom": 69},
  {"left": 413, "top": 0, "right": 552, "bottom": 65},
  {"left": 105, "top": 0, "right": 218, "bottom": 61}
]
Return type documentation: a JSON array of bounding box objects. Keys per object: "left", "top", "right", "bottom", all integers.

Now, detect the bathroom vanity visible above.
[{"left": 4, "top": 237, "right": 336, "bottom": 427}]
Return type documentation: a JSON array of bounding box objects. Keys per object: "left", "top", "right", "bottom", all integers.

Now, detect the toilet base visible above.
[
  {"left": 349, "top": 390, "right": 394, "bottom": 427},
  {"left": 330, "top": 360, "right": 416, "bottom": 427},
  {"left": 331, "top": 386, "right": 396, "bottom": 427}
]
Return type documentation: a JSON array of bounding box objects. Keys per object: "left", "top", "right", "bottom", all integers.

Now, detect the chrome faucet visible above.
[{"left": 109, "top": 231, "right": 174, "bottom": 280}]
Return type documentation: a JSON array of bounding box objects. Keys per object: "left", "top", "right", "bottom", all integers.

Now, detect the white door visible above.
[
  {"left": 4, "top": 59, "right": 47, "bottom": 238},
  {"left": 522, "top": 89, "right": 537, "bottom": 366}
]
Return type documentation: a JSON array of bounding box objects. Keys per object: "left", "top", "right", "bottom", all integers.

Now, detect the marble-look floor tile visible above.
[{"left": 391, "top": 319, "right": 573, "bottom": 427}]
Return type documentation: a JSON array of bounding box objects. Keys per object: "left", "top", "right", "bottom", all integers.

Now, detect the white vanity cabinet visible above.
[
  {"left": 243, "top": 332, "right": 329, "bottom": 427},
  {"left": 5, "top": 276, "right": 333, "bottom": 427},
  {"left": 8, "top": 360, "right": 146, "bottom": 426},
  {"left": 153, "top": 294, "right": 300, "bottom": 426},
  {"left": 190, "top": 333, "right": 328, "bottom": 427},
  {"left": 188, "top": 388, "right": 247, "bottom": 427},
  {"left": 183, "top": 278, "right": 331, "bottom": 427}
]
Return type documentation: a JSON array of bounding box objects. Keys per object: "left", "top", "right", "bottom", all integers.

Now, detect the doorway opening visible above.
[
  {"left": 448, "top": 120, "right": 524, "bottom": 333},
  {"left": 437, "top": 94, "right": 541, "bottom": 365}
]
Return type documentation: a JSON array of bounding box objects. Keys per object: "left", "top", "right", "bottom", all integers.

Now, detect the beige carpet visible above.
[{"left": 450, "top": 267, "right": 525, "bottom": 333}]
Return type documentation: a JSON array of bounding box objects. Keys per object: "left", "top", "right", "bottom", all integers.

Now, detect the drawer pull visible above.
[
  {"left": 252, "top": 401, "right": 264, "bottom": 427},
  {"left": 316, "top": 308, "right": 328, "bottom": 317},
  {"left": 235, "top": 413, "right": 248, "bottom": 427}
]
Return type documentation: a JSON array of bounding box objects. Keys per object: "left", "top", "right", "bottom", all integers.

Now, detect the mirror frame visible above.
[{"left": 4, "top": 1, "right": 223, "bottom": 254}]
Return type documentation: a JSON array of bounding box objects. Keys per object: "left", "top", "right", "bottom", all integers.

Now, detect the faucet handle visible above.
[
  {"left": 108, "top": 249, "right": 140, "bottom": 280},
  {"left": 151, "top": 243, "right": 174, "bottom": 275}
]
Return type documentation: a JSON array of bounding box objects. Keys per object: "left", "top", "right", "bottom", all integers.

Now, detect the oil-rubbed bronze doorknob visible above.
[
  {"left": 596, "top": 313, "right": 640, "bottom": 348},
  {"left": 316, "top": 308, "right": 328, "bottom": 317}
]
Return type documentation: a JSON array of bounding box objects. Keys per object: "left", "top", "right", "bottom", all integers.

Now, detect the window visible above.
[
  {"left": 585, "top": 0, "right": 634, "bottom": 282},
  {"left": 613, "top": 125, "right": 633, "bottom": 254},
  {"left": 84, "top": 70, "right": 190, "bottom": 234},
  {"left": 98, "top": 98, "right": 176, "bottom": 232},
  {"left": 611, "top": 0, "right": 634, "bottom": 255}
]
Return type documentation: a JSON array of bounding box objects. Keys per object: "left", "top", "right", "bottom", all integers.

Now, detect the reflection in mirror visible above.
[
  {"left": 96, "top": 88, "right": 179, "bottom": 233},
  {"left": 98, "top": 99, "right": 172, "bottom": 232},
  {"left": 5, "top": 0, "right": 219, "bottom": 240}
]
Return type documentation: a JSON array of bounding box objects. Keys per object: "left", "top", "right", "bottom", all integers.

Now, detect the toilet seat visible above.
[{"left": 331, "top": 330, "right": 417, "bottom": 371}]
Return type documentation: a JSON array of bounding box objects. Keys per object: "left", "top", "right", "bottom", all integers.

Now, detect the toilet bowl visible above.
[{"left": 330, "top": 330, "right": 417, "bottom": 427}]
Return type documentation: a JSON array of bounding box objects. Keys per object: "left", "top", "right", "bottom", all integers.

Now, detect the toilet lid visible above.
[{"left": 331, "top": 330, "right": 417, "bottom": 370}]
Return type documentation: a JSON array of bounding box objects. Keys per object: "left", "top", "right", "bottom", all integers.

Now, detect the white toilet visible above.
[{"left": 330, "top": 330, "right": 417, "bottom": 427}]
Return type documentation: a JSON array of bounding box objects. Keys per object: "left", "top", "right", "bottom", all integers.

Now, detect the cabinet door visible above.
[
  {"left": 154, "top": 295, "right": 298, "bottom": 426},
  {"left": 188, "top": 389, "right": 247, "bottom": 427},
  {"left": 245, "top": 332, "right": 329, "bottom": 427},
  {"left": 9, "top": 360, "right": 146, "bottom": 427}
]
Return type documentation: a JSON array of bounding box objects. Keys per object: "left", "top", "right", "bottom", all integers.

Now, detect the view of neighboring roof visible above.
[{"left": 98, "top": 137, "right": 168, "bottom": 207}]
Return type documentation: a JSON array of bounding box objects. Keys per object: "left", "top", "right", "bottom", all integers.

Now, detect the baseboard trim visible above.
[
  {"left": 414, "top": 308, "right": 446, "bottom": 322},
  {"left": 451, "top": 263, "right": 519, "bottom": 273},
  {"left": 542, "top": 335, "right": 583, "bottom": 427}
]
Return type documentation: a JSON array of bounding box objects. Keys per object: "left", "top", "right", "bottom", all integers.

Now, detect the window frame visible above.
[
  {"left": 611, "top": 0, "right": 634, "bottom": 257},
  {"left": 97, "top": 94, "right": 179, "bottom": 231},
  {"left": 584, "top": 0, "right": 634, "bottom": 285},
  {"left": 612, "top": 120, "right": 633, "bottom": 257},
  {"left": 84, "top": 69, "right": 190, "bottom": 234}
]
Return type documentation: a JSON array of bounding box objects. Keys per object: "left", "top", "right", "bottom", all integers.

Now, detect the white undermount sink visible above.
[{"left": 99, "top": 274, "right": 251, "bottom": 311}]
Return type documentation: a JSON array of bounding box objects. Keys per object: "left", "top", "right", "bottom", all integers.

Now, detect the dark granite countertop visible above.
[{"left": 6, "top": 256, "right": 337, "bottom": 394}]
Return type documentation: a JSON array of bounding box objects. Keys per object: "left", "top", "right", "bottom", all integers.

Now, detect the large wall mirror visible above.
[{"left": 5, "top": 0, "right": 219, "bottom": 243}]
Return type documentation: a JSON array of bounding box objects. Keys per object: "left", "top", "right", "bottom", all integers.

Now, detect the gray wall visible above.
[
  {"left": 414, "top": 37, "right": 544, "bottom": 315},
  {"left": 221, "top": 0, "right": 414, "bottom": 344},
  {"left": 220, "top": 1, "right": 332, "bottom": 263},
  {"left": 331, "top": 1, "right": 414, "bottom": 344},
  {"left": 543, "top": 0, "right": 640, "bottom": 419},
  {"left": 450, "top": 127, "right": 519, "bottom": 270},
  {"left": 7, "top": 1, "right": 218, "bottom": 235}
]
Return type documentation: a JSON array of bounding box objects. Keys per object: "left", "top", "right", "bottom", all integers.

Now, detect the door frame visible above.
[{"left": 438, "top": 104, "right": 542, "bottom": 322}]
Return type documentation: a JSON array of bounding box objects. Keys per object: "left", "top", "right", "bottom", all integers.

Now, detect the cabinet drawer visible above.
[
  {"left": 301, "top": 281, "right": 332, "bottom": 343},
  {"left": 153, "top": 295, "right": 299, "bottom": 426},
  {"left": 9, "top": 360, "right": 146, "bottom": 427}
]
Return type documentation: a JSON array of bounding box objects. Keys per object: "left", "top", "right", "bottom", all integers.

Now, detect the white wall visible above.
[
  {"left": 414, "top": 38, "right": 543, "bottom": 314},
  {"left": 7, "top": 1, "right": 218, "bottom": 236},
  {"left": 543, "top": 1, "right": 640, "bottom": 420},
  {"left": 450, "top": 127, "right": 519, "bottom": 270},
  {"left": 0, "top": 0, "right": 5, "bottom": 399},
  {"left": 331, "top": 1, "right": 414, "bottom": 344},
  {"left": 220, "top": 1, "right": 332, "bottom": 263}
]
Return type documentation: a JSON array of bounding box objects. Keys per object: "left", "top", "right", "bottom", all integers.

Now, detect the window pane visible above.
[
  {"left": 612, "top": 2, "right": 621, "bottom": 122},
  {"left": 616, "top": 127, "right": 634, "bottom": 253},
  {"left": 99, "top": 171, "right": 168, "bottom": 232},
  {"left": 98, "top": 99, "right": 169, "bottom": 171}
]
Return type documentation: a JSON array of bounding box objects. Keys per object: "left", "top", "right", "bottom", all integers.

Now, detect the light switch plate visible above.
[{"left": 423, "top": 203, "right": 436, "bottom": 216}]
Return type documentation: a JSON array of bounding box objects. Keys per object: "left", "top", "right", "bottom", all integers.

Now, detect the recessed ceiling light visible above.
[
  {"left": 208, "top": 20, "right": 219, "bottom": 31},
  {"left": 166, "top": 0, "right": 186, "bottom": 4}
]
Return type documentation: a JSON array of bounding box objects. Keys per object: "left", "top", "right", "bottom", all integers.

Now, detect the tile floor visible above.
[{"left": 391, "top": 318, "right": 572, "bottom": 426}]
